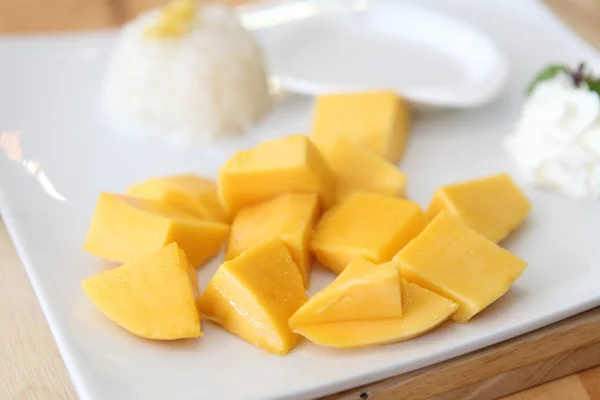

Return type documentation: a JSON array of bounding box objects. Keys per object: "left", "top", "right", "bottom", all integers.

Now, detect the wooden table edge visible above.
[{"left": 325, "top": 307, "right": 600, "bottom": 400}]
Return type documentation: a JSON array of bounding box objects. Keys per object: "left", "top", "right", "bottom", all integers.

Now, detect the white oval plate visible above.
[{"left": 239, "top": 0, "right": 510, "bottom": 108}]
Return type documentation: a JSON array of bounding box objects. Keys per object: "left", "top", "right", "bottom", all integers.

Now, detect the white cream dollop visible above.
[{"left": 505, "top": 73, "right": 600, "bottom": 199}]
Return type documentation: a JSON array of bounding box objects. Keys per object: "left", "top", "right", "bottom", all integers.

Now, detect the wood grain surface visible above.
[{"left": 1, "top": 1, "right": 600, "bottom": 400}]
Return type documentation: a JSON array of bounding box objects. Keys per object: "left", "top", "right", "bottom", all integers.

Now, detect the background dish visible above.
[{"left": 241, "top": 0, "right": 510, "bottom": 108}]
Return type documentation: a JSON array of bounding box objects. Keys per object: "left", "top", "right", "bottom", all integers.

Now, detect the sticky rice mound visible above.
[{"left": 104, "top": 3, "right": 271, "bottom": 144}]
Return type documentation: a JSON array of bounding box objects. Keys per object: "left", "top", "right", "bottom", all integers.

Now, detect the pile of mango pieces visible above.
[{"left": 82, "top": 91, "right": 531, "bottom": 355}]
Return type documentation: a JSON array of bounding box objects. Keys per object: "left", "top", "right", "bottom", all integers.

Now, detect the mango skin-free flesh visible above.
[
  {"left": 311, "top": 91, "right": 410, "bottom": 163},
  {"left": 311, "top": 192, "right": 427, "bottom": 274},
  {"left": 428, "top": 173, "right": 532, "bottom": 243},
  {"left": 83, "top": 193, "right": 229, "bottom": 268},
  {"left": 317, "top": 137, "right": 407, "bottom": 202},
  {"left": 395, "top": 212, "right": 527, "bottom": 322},
  {"left": 218, "top": 134, "right": 335, "bottom": 216},
  {"left": 226, "top": 193, "right": 319, "bottom": 287},
  {"left": 200, "top": 238, "right": 307, "bottom": 355},
  {"left": 292, "top": 272, "right": 458, "bottom": 348},
  {"left": 289, "top": 257, "right": 403, "bottom": 328},
  {"left": 127, "top": 174, "right": 229, "bottom": 223},
  {"left": 82, "top": 243, "right": 202, "bottom": 340}
]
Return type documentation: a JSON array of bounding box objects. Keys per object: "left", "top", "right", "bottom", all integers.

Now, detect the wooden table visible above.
[{"left": 1, "top": 1, "right": 600, "bottom": 399}]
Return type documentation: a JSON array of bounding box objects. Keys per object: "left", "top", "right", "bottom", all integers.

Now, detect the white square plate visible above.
[{"left": 1, "top": 1, "right": 600, "bottom": 399}]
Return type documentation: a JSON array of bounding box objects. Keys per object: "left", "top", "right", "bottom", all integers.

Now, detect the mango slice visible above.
[
  {"left": 311, "top": 91, "right": 410, "bottom": 163},
  {"left": 84, "top": 193, "right": 229, "bottom": 267},
  {"left": 82, "top": 243, "right": 202, "bottom": 340},
  {"left": 311, "top": 192, "right": 427, "bottom": 274},
  {"left": 395, "top": 212, "right": 527, "bottom": 322},
  {"left": 428, "top": 173, "right": 532, "bottom": 242},
  {"left": 218, "top": 134, "right": 335, "bottom": 215},
  {"left": 199, "top": 238, "right": 307, "bottom": 355},
  {"left": 289, "top": 257, "right": 402, "bottom": 328},
  {"left": 293, "top": 276, "right": 458, "bottom": 348},
  {"left": 226, "top": 193, "right": 319, "bottom": 286},
  {"left": 127, "top": 174, "right": 229, "bottom": 223},
  {"left": 317, "top": 137, "right": 407, "bottom": 201}
]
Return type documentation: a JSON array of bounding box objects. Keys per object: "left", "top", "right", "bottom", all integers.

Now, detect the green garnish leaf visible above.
[
  {"left": 527, "top": 62, "right": 600, "bottom": 98},
  {"left": 526, "top": 64, "right": 569, "bottom": 94},
  {"left": 585, "top": 78, "right": 600, "bottom": 97}
]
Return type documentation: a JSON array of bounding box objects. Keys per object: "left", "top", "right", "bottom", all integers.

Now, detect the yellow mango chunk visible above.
[
  {"left": 83, "top": 193, "right": 229, "bottom": 267},
  {"left": 395, "top": 212, "right": 527, "bottom": 322},
  {"left": 311, "top": 91, "right": 410, "bottom": 163},
  {"left": 311, "top": 192, "right": 427, "bottom": 274},
  {"left": 317, "top": 137, "right": 407, "bottom": 201},
  {"left": 428, "top": 173, "right": 532, "bottom": 242},
  {"left": 199, "top": 239, "right": 307, "bottom": 355},
  {"left": 226, "top": 193, "right": 319, "bottom": 286},
  {"left": 82, "top": 243, "right": 202, "bottom": 340},
  {"left": 293, "top": 276, "right": 458, "bottom": 348},
  {"left": 127, "top": 174, "right": 229, "bottom": 223},
  {"left": 289, "top": 257, "right": 402, "bottom": 328},
  {"left": 218, "top": 134, "right": 335, "bottom": 215}
]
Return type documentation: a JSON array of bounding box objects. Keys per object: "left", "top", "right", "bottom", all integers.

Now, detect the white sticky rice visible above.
[{"left": 104, "top": 4, "right": 271, "bottom": 145}]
